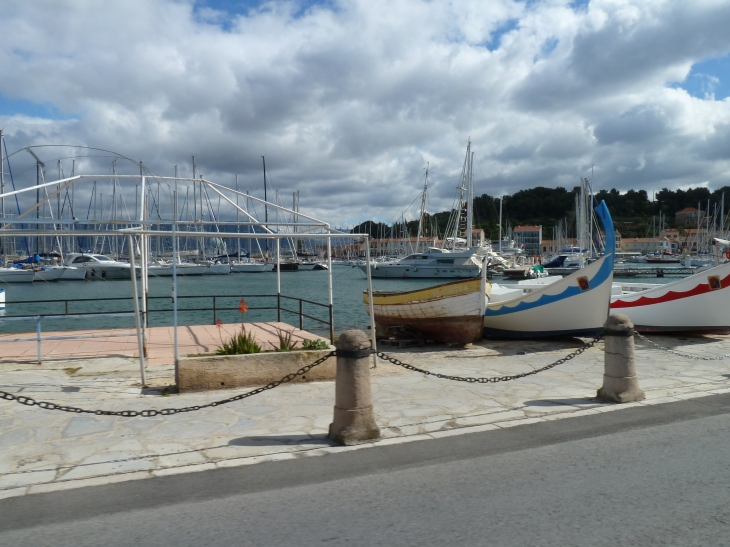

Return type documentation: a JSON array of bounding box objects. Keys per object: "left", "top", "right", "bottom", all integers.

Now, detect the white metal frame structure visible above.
[{"left": 0, "top": 173, "right": 378, "bottom": 384}]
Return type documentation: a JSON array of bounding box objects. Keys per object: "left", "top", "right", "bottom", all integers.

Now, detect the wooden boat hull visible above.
[
  {"left": 363, "top": 277, "right": 488, "bottom": 345},
  {"left": 610, "top": 262, "right": 730, "bottom": 334}
]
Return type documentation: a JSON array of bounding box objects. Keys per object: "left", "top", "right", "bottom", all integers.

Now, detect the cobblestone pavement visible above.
[{"left": 1, "top": 333, "right": 730, "bottom": 498}]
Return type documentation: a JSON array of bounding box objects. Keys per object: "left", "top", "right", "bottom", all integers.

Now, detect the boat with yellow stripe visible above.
[{"left": 363, "top": 264, "right": 490, "bottom": 345}]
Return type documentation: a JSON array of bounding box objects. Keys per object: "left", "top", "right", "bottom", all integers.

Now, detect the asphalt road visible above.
[{"left": 2, "top": 394, "right": 730, "bottom": 547}]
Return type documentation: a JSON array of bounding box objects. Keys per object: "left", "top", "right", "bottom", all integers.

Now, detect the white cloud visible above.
[{"left": 2, "top": 0, "right": 730, "bottom": 227}]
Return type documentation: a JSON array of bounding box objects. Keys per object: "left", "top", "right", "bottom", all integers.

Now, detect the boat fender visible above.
[
  {"left": 101, "top": 270, "right": 106, "bottom": 278},
  {"left": 91, "top": 268, "right": 96, "bottom": 277},
  {"left": 414, "top": 267, "right": 418, "bottom": 272},
  {"left": 725, "top": 251, "right": 730, "bottom": 260}
]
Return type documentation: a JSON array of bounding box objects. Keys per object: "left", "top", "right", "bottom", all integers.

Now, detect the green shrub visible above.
[{"left": 302, "top": 338, "right": 329, "bottom": 350}]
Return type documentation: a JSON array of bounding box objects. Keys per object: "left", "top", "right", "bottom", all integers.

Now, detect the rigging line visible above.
[{"left": 4, "top": 144, "right": 139, "bottom": 165}]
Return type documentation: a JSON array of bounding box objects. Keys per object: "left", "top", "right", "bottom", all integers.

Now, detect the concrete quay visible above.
[{"left": 1, "top": 330, "right": 730, "bottom": 498}]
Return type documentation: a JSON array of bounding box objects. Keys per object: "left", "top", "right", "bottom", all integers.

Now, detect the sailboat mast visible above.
[
  {"left": 415, "top": 164, "right": 428, "bottom": 253},
  {"left": 499, "top": 196, "right": 503, "bottom": 253},
  {"left": 236, "top": 174, "right": 240, "bottom": 261},
  {"left": 467, "top": 150, "right": 474, "bottom": 248},
  {"left": 262, "top": 156, "right": 268, "bottom": 259}
]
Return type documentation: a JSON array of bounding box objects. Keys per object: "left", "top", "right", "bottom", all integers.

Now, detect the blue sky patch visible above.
[
  {"left": 0, "top": 95, "right": 75, "bottom": 120},
  {"left": 483, "top": 18, "right": 520, "bottom": 52},
  {"left": 675, "top": 54, "right": 730, "bottom": 100},
  {"left": 194, "top": 0, "right": 333, "bottom": 22}
]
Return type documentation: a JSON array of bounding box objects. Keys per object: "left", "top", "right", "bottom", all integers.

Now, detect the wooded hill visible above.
[{"left": 351, "top": 185, "right": 730, "bottom": 241}]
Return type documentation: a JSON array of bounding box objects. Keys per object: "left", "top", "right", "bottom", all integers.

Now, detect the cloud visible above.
[{"left": 2, "top": 0, "right": 730, "bottom": 228}]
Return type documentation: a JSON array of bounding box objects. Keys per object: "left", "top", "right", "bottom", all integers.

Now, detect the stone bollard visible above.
[
  {"left": 597, "top": 314, "right": 645, "bottom": 403},
  {"left": 328, "top": 330, "right": 380, "bottom": 445}
]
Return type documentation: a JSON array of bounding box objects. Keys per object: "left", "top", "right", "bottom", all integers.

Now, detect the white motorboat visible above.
[
  {"left": 358, "top": 247, "right": 482, "bottom": 279},
  {"left": 63, "top": 253, "right": 138, "bottom": 280},
  {"left": 0, "top": 267, "right": 35, "bottom": 283},
  {"left": 0, "top": 287, "right": 4, "bottom": 309}
]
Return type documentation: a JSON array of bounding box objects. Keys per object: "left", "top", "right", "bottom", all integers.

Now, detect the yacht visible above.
[
  {"left": 358, "top": 247, "right": 482, "bottom": 279},
  {"left": 62, "top": 253, "right": 139, "bottom": 280}
]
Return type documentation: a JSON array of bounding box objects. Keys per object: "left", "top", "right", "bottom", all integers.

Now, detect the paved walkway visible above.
[
  {"left": 1, "top": 332, "right": 730, "bottom": 498},
  {"left": 0, "top": 322, "right": 327, "bottom": 366}
]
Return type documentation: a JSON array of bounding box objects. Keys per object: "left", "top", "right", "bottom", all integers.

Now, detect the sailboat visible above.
[
  {"left": 360, "top": 141, "right": 482, "bottom": 279},
  {"left": 482, "top": 200, "right": 615, "bottom": 338}
]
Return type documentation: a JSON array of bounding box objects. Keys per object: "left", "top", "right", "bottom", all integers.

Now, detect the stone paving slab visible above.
[
  {"left": 1, "top": 333, "right": 730, "bottom": 497},
  {"left": 0, "top": 322, "right": 327, "bottom": 367}
]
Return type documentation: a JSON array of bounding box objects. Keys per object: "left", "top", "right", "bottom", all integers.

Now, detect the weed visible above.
[
  {"left": 302, "top": 338, "right": 329, "bottom": 350},
  {"left": 63, "top": 367, "right": 82, "bottom": 375}
]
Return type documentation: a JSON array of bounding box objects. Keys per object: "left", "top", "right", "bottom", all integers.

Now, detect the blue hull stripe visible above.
[{"left": 484, "top": 255, "right": 612, "bottom": 317}]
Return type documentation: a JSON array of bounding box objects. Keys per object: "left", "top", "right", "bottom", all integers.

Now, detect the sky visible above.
[{"left": 2, "top": 0, "right": 730, "bottom": 227}]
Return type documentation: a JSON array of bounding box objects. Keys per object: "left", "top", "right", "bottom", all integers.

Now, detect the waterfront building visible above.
[
  {"left": 513, "top": 225, "right": 542, "bottom": 256},
  {"left": 675, "top": 207, "right": 705, "bottom": 226}
]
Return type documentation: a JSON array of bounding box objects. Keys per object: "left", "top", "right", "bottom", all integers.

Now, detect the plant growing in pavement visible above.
[{"left": 302, "top": 338, "right": 329, "bottom": 350}]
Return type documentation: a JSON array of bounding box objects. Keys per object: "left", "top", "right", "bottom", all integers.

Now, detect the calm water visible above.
[{"left": 0, "top": 263, "right": 684, "bottom": 336}]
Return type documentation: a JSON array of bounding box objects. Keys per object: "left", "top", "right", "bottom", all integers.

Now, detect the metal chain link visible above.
[
  {"left": 0, "top": 351, "right": 335, "bottom": 417},
  {"left": 376, "top": 337, "right": 602, "bottom": 383},
  {"left": 633, "top": 331, "right": 730, "bottom": 361}
]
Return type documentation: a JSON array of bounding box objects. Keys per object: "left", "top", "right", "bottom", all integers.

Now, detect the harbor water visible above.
[{"left": 0, "top": 263, "right": 693, "bottom": 336}]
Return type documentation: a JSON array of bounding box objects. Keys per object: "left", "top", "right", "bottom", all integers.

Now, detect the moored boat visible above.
[
  {"left": 231, "top": 260, "right": 274, "bottom": 273},
  {"left": 482, "top": 201, "right": 615, "bottom": 338},
  {"left": 63, "top": 253, "right": 139, "bottom": 280},
  {"left": 0, "top": 267, "right": 35, "bottom": 283},
  {"left": 358, "top": 247, "right": 482, "bottom": 279},
  {"left": 363, "top": 264, "right": 490, "bottom": 345},
  {"left": 610, "top": 261, "right": 730, "bottom": 334}
]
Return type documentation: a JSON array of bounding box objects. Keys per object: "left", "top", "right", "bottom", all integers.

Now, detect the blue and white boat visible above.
[{"left": 482, "top": 201, "right": 615, "bottom": 338}]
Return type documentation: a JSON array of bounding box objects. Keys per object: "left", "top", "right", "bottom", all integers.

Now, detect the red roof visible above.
[
  {"left": 514, "top": 226, "right": 541, "bottom": 231},
  {"left": 677, "top": 207, "right": 700, "bottom": 213}
]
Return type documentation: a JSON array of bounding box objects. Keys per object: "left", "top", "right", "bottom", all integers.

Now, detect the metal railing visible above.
[
  {"left": 0, "top": 313, "right": 135, "bottom": 363},
  {"left": 0, "top": 293, "right": 335, "bottom": 342}
]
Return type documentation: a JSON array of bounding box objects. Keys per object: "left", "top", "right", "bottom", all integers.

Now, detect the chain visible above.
[
  {"left": 633, "top": 331, "right": 730, "bottom": 361},
  {"left": 0, "top": 351, "right": 335, "bottom": 417},
  {"left": 376, "top": 337, "right": 602, "bottom": 383}
]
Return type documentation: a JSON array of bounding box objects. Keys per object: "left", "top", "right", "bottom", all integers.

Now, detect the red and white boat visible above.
[{"left": 610, "top": 261, "right": 730, "bottom": 334}]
